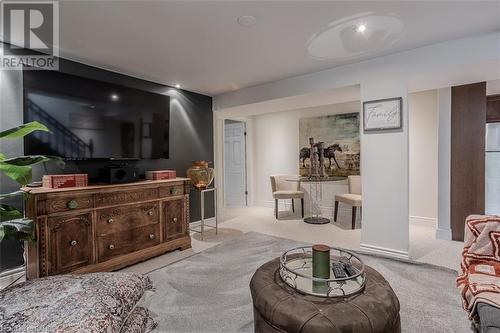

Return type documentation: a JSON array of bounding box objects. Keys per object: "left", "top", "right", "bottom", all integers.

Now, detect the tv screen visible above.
[{"left": 23, "top": 70, "right": 170, "bottom": 160}]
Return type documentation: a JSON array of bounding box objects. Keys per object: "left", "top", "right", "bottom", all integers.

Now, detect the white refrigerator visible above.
[{"left": 486, "top": 123, "right": 500, "bottom": 215}]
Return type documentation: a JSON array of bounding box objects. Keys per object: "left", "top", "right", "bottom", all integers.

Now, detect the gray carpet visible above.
[{"left": 144, "top": 231, "right": 470, "bottom": 333}]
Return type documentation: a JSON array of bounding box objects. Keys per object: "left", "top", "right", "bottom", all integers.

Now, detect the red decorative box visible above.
[
  {"left": 42, "top": 174, "right": 88, "bottom": 189},
  {"left": 145, "top": 170, "right": 177, "bottom": 180}
]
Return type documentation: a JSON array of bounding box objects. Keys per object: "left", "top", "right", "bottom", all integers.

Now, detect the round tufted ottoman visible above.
[{"left": 250, "top": 257, "right": 401, "bottom": 333}]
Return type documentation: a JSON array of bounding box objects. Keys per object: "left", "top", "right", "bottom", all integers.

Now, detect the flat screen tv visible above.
[{"left": 23, "top": 70, "right": 170, "bottom": 160}]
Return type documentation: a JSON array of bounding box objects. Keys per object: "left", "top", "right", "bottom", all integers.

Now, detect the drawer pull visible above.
[
  {"left": 70, "top": 240, "right": 78, "bottom": 246},
  {"left": 172, "top": 217, "right": 178, "bottom": 223},
  {"left": 148, "top": 210, "right": 154, "bottom": 216},
  {"left": 107, "top": 218, "right": 114, "bottom": 224},
  {"left": 170, "top": 188, "right": 178, "bottom": 195},
  {"left": 108, "top": 244, "right": 115, "bottom": 250},
  {"left": 67, "top": 200, "right": 78, "bottom": 209},
  {"left": 149, "top": 234, "right": 155, "bottom": 239}
]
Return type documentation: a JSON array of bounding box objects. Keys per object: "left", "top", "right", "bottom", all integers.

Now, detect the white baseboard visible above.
[
  {"left": 359, "top": 243, "right": 409, "bottom": 260},
  {"left": 410, "top": 216, "right": 437, "bottom": 226},
  {"left": 436, "top": 227, "right": 452, "bottom": 241},
  {"left": 0, "top": 267, "right": 24, "bottom": 290}
]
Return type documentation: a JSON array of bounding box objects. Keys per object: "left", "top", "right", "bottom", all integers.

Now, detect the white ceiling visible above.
[{"left": 18, "top": 1, "right": 500, "bottom": 95}]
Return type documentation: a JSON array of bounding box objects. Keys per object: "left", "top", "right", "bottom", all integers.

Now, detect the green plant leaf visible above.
[
  {"left": 1, "top": 155, "right": 51, "bottom": 166},
  {"left": 0, "top": 121, "right": 49, "bottom": 139},
  {"left": 8, "top": 155, "right": 65, "bottom": 168},
  {"left": 0, "top": 218, "right": 33, "bottom": 242},
  {"left": 0, "top": 204, "right": 22, "bottom": 222},
  {"left": 0, "top": 153, "right": 6, "bottom": 160},
  {"left": 0, "top": 191, "right": 25, "bottom": 201},
  {"left": 0, "top": 155, "right": 65, "bottom": 184},
  {"left": 0, "top": 163, "right": 32, "bottom": 185}
]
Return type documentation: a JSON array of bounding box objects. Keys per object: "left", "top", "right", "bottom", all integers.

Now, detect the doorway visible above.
[{"left": 224, "top": 120, "right": 247, "bottom": 206}]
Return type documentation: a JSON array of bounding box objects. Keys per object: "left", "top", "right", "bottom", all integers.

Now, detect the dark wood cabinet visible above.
[
  {"left": 24, "top": 178, "right": 191, "bottom": 279},
  {"left": 487, "top": 94, "right": 500, "bottom": 123},
  {"left": 48, "top": 213, "right": 93, "bottom": 275},
  {"left": 163, "top": 198, "right": 187, "bottom": 241},
  {"left": 451, "top": 82, "right": 486, "bottom": 241}
]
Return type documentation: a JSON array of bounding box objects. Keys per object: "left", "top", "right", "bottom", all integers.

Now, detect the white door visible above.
[{"left": 224, "top": 122, "right": 247, "bottom": 206}]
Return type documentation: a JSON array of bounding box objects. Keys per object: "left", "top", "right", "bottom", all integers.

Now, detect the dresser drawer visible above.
[
  {"left": 95, "top": 188, "right": 158, "bottom": 207},
  {"left": 97, "top": 224, "right": 160, "bottom": 262},
  {"left": 96, "top": 203, "right": 159, "bottom": 236},
  {"left": 46, "top": 195, "right": 94, "bottom": 214},
  {"left": 159, "top": 184, "right": 185, "bottom": 198}
]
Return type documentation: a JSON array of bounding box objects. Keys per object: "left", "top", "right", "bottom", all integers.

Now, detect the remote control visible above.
[
  {"left": 332, "top": 262, "right": 347, "bottom": 278},
  {"left": 343, "top": 263, "right": 358, "bottom": 276}
]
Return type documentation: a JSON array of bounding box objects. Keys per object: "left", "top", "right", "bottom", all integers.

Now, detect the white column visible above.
[
  {"left": 436, "top": 87, "right": 453, "bottom": 240},
  {"left": 360, "top": 77, "right": 410, "bottom": 259}
]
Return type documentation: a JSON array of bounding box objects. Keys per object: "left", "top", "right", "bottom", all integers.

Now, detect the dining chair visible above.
[
  {"left": 270, "top": 175, "right": 304, "bottom": 219},
  {"left": 334, "top": 175, "right": 362, "bottom": 229}
]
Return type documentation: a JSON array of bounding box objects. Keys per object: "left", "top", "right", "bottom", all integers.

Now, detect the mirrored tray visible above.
[{"left": 279, "top": 246, "right": 366, "bottom": 297}]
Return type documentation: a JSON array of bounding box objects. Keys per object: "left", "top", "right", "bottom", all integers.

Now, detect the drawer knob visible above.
[
  {"left": 170, "top": 188, "right": 178, "bottom": 195},
  {"left": 107, "top": 218, "right": 114, "bottom": 224},
  {"left": 108, "top": 244, "right": 115, "bottom": 250},
  {"left": 67, "top": 200, "right": 78, "bottom": 209},
  {"left": 172, "top": 217, "right": 178, "bottom": 223},
  {"left": 149, "top": 234, "right": 155, "bottom": 239},
  {"left": 148, "top": 210, "right": 154, "bottom": 216},
  {"left": 70, "top": 240, "right": 78, "bottom": 246}
]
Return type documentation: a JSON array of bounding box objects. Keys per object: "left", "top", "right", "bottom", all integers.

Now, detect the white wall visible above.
[
  {"left": 252, "top": 101, "right": 359, "bottom": 213},
  {"left": 437, "top": 87, "right": 453, "bottom": 240},
  {"left": 214, "top": 32, "right": 500, "bottom": 258},
  {"left": 409, "top": 90, "right": 438, "bottom": 223},
  {"left": 359, "top": 77, "right": 410, "bottom": 259}
]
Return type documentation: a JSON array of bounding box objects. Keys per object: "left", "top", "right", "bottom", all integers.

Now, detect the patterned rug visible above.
[{"left": 144, "top": 231, "right": 470, "bottom": 332}]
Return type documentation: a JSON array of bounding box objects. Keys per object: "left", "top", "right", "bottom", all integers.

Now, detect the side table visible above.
[{"left": 190, "top": 187, "right": 217, "bottom": 240}]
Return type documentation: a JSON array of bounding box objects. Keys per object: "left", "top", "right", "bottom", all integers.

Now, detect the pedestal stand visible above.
[{"left": 190, "top": 187, "right": 218, "bottom": 240}]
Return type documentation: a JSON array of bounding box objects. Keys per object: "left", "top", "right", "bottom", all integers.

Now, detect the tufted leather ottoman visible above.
[{"left": 250, "top": 257, "right": 401, "bottom": 333}]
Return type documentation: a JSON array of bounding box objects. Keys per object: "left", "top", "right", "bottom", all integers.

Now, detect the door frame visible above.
[{"left": 214, "top": 115, "right": 253, "bottom": 210}]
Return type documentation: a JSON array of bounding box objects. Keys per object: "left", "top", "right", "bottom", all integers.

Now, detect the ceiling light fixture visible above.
[
  {"left": 356, "top": 24, "right": 367, "bottom": 33},
  {"left": 110, "top": 93, "right": 119, "bottom": 101},
  {"left": 237, "top": 15, "right": 257, "bottom": 27},
  {"left": 175, "top": 84, "right": 181, "bottom": 89}
]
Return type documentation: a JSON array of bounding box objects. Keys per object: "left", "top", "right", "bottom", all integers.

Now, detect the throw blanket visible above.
[{"left": 457, "top": 215, "right": 500, "bottom": 319}]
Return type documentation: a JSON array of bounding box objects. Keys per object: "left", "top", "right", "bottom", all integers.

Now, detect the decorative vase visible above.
[{"left": 186, "top": 160, "right": 214, "bottom": 191}]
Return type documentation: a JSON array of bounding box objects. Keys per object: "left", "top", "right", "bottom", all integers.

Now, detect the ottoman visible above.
[{"left": 250, "top": 257, "right": 401, "bottom": 333}]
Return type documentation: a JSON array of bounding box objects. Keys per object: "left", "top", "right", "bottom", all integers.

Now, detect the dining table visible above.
[{"left": 287, "top": 176, "right": 347, "bottom": 224}]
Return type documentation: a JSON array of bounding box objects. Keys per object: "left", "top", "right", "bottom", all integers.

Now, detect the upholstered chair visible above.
[
  {"left": 270, "top": 175, "right": 304, "bottom": 219},
  {"left": 334, "top": 175, "right": 362, "bottom": 229}
]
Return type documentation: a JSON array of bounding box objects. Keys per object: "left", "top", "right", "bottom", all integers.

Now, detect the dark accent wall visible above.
[
  {"left": 0, "top": 52, "right": 214, "bottom": 272},
  {"left": 487, "top": 94, "right": 500, "bottom": 123},
  {"left": 450, "top": 82, "right": 486, "bottom": 241}
]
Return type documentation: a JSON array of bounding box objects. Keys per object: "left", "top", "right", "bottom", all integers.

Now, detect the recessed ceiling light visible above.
[
  {"left": 237, "top": 15, "right": 257, "bottom": 27},
  {"left": 175, "top": 84, "right": 181, "bottom": 89},
  {"left": 110, "top": 93, "right": 119, "bottom": 101},
  {"left": 356, "top": 24, "right": 367, "bottom": 33}
]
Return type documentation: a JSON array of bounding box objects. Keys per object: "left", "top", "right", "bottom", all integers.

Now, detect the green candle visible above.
[{"left": 312, "top": 244, "right": 330, "bottom": 294}]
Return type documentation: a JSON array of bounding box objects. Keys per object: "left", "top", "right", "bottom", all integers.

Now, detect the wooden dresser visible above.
[{"left": 23, "top": 178, "right": 192, "bottom": 280}]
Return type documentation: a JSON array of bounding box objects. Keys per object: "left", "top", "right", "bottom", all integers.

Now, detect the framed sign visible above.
[{"left": 363, "top": 97, "right": 402, "bottom": 132}]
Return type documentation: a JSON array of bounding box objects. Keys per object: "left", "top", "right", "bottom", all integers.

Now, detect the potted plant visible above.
[{"left": 0, "top": 121, "right": 63, "bottom": 243}]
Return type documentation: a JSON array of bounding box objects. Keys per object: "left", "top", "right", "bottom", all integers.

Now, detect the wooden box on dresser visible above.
[{"left": 22, "top": 178, "right": 192, "bottom": 280}]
